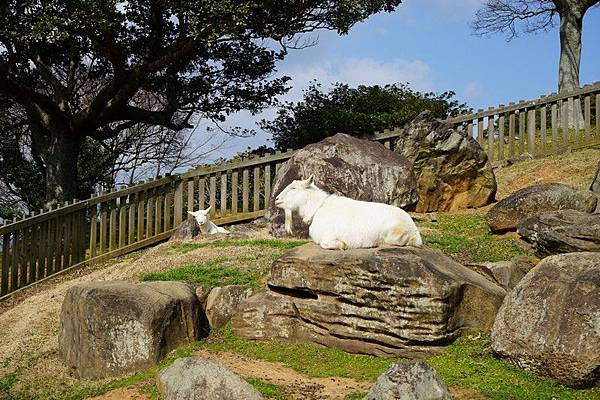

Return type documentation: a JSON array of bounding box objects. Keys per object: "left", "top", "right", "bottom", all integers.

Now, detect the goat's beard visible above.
[{"left": 284, "top": 209, "right": 293, "bottom": 235}]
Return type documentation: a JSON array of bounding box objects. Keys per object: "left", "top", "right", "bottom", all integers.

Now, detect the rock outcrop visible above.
[
  {"left": 467, "top": 257, "right": 536, "bottom": 290},
  {"left": 266, "top": 133, "right": 418, "bottom": 238},
  {"left": 232, "top": 244, "right": 506, "bottom": 357},
  {"left": 394, "top": 111, "right": 497, "bottom": 212},
  {"left": 59, "top": 281, "right": 205, "bottom": 379},
  {"left": 518, "top": 210, "right": 600, "bottom": 257},
  {"left": 486, "top": 183, "right": 598, "bottom": 232},
  {"left": 205, "top": 285, "right": 253, "bottom": 330},
  {"left": 169, "top": 218, "right": 200, "bottom": 241},
  {"left": 591, "top": 161, "right": 600, "bottom": 195},
  {"left": 364, "top": 360, "right": 452, "bottom": 400},
  {"left": 157, "top": 357, "right": 263, "bottom": 400},
  {"left": 492, "top": 252, "right": 600, "bottom": 387}
]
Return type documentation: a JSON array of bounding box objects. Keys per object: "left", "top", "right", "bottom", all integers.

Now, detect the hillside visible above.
[{"left": 0, "top": 146, "right": 599, "bottom": 400}]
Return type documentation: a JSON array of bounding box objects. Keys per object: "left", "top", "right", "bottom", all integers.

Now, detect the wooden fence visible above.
[{"left": 1, "top": 81, "right": 599, "bottom": 299}]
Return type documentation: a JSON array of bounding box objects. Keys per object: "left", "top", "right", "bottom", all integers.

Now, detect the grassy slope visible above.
[{"left": 2, "top": 147, "right": 600, "bottom": 400}]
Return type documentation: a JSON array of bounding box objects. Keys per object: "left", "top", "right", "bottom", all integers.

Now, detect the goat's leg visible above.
[{"left": 320, "top": 238, "right": 347, "bottom": 250}]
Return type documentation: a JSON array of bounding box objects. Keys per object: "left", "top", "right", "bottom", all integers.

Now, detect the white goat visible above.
[
  {"left": 275, "top": 175, "right": 422, "bottom": 250},
  {"left": 187, "top": 207, "right": 230, "bottom": 234}
]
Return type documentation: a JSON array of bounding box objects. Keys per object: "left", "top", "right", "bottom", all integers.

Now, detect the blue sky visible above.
[{"left": 209, "top": 0, "right": 600, "bottom": 158}]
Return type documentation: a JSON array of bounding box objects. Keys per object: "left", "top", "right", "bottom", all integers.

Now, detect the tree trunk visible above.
[
  {"left": 45, "top": 131, "right": 82, "bottom": 207},
  {"left": 558, "top": 7, "right": 582, "bottom": 93},
  {"left": 557, "top": 4, "right": 585, "bottom": 129}
]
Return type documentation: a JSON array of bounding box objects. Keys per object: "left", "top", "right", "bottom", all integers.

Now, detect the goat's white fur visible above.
[
  {"left": 187, "top": 207, "right": 230, "bottom": 234},
  {"left": 275, "top": 176, "right": 422, "bottom": 250}
]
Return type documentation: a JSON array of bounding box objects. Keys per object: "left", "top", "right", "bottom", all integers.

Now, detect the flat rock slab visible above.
[
  {"left": 492, "top": 252, "right": 600, "bottom": 387},
  {"left": 486, "top": 183, "right": 598, "bottom": 233},
  {"left": 364, "top": 360, "right": 451, "bottom": 400},
  {"left": 266, "top": 133, "right": 418, "bottom": 238},
  {"left": 157, "top": 357, "right": 263, "bottom": 400},
  {"left": 518, "top": 210, "right": 600, "bottom": 257},
  {"left": 59, "top": 281, "right": 205, "bottom": 379},
  {"left": 394, "top": 111, "right": 497, "bottom": 212},
  {"left": 232, "top": 244, "right": 506, "bottom": 357}
]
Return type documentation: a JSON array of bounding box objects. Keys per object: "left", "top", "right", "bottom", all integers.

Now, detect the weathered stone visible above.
[
  {"left": 518, "top": 210, "right": 600, "bottom": 257},
  {"left": 59, "top": 281, "right": 205, "bottom": 379},
  {"left": 468, "top": 257, "right": 536, "bottom": 290},
  {"left": 266, "top": 133, "right": 418, "bottom": 238},
  {"left": 591, "top": 161, "right": 600, "bottom": 195},
  {"left": 157, "top": 357, "right": 263, "bottom": 400},
  {"left": 486, "top": 183, "right": 598, "bottom": 232},
  {"left": 232, "top": 244, "right": 506, "bottom": 357},
  {"left": 205, "top": 285, "right": 253, "bottom": 330},
  {"left": 169, "top": 218, "right": 200, "bottom": 241},
  {"left": 394, "top": 111, "right": 497, "bottom": 212},
  {"left": 492, "top": 252, "right": 600, "bottom": 387},
  {"left": 364, "top": 360, "right": 452, "bottom": 400}
]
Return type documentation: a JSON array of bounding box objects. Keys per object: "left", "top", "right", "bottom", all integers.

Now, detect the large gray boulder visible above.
[
  {"left": 486, "top": 183, "right": 598, "bottom": 232},
  {"left": 492, "top": 252, "right": 600, "bottom": 387},
  {"left": 266, "top": 133, "right": 418, "bottom": 238},
  {"left": 169, "top": 218, "right": 200, "bottom": 241},
  {"left": 518, "top": 210, "right": 600, "bottom": 257},
  {"left": 232, "top": 244, "right": 506, "bottom": 357},
  {"left": 394, "top": 111, "right": 497, "bottom": 213},
  {"left": 205, "top": 285, "right": 253, "bottom": 330},
  {"left": 59, "top": 281, "right": 205, "bottom": 379},
  {"left": 157, "top": 357, "right": 263, "bottom": 400},
  {"left": 591, "top": 161, "right": 600, "bottom": 195},
  {"left": 364, "top": 360, "right": 452, "bottom": 400}
]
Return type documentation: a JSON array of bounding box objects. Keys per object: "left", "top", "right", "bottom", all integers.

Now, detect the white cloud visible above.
[
  {"left": 281, "top": 57, "right": 434, "bottom": 103},
  {"left": 463, "top": 81, "right": 483, "bottom": 100}
]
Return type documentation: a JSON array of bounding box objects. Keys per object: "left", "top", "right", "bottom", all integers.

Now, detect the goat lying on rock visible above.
[
  {"left": 275, "top": 175, "right": 422, "bottom": 249},
  {"left": 187, "top": 207, "right": 230, "bottom": 234}
]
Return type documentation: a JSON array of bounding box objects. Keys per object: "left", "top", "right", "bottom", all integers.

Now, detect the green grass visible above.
[
  {"left": 421, "top": 213, "right": 531, "bottom": 263},
  {"left": 345, "top": 392, "right": 368, "bottom": 400},
  {"left": 246, "top": 378, "right": 287, "bottom": 399},
  {"left": 203, "top": 325, "right": 394, "bottom": 382},
  {"left": 429, "top": 335, "right": 600, "bottom": 400},
  {"left": 178, "top": 239, "right": 309, "bottom": 254},
  {"left": 141, "top": 257, "right": 263, "bottom": 290}
]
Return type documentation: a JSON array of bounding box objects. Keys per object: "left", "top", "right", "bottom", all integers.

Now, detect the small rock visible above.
[
  {"left": 157, "top": 357, "right": 263, "bottom": 400},
  {"left": 486, "top": 183, "right": 598, "bottom": 232},
  {"left": 205, "top": 285, "right": 253, "bottom": 330},
  {"left": 169, "top": 218, "right": 200, "bottom": 241},
  {"left": 364, "top": 360, "right": 452, "bottom": 400},
  {"left": 195, "top": 285, "right": 212, "bottom": 305},
  {"left": 59, "top": 281, "right": 205, "bottom": 379},
  {"left": 468, "top": 257, "right": 536, "bottom": 290},
  {"left": 518, "top": 210, "right": 600, "bottom": 257},
  {"left": 492, "top": 252, "right": 600, "bottom": 387}
]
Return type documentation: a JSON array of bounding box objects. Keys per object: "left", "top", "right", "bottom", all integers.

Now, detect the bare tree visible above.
[{"left": 472, "top": 0, "right": 599, "bottom": 93}]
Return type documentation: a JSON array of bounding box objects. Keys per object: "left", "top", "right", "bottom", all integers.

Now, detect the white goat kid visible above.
[
  {"left": 275, "top": 176, "right": 422, "bottom": 250},
  {"left": 187, "top": 207, "right": 230, "bottom": 234}
]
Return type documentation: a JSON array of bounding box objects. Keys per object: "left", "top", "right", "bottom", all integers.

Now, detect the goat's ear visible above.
[
  {"left": 203, "top": 206, "right": 212, "bottom": 214},
  {"left": 306, "top": 175, "right": 315, "bottom": 186}
]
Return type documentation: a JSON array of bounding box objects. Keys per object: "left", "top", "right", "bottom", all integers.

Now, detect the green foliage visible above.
[
  {"left": 178, "top": 239, "right": 309, "bottom": 253},
  {"left": 141, "top": 257, "right": 262, "bottom": 289},
  {"left": 0, "top": 0, "right": 402, "bottom": 205},
  {"left": 246, "top": 378, "right": 287, "bottom": 400},
  {"left": 261, "top": 82, "right": 471, "bottom": 150},
  {"left": 429, "top": 335, "right": 600, "bottom": 400},
  {"left": 421, "top": 214, "right": 531, "bottom": 263},
  {"left": 345, "top": 392, "right": 368, "bottom": 400},
  {"left": 205, "top": 325, "right": 394, "bottom": 381}
]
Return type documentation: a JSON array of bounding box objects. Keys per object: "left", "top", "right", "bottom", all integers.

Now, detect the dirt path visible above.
[{"left": 195, "top": 349, "right": 371, "bottom": 400}]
